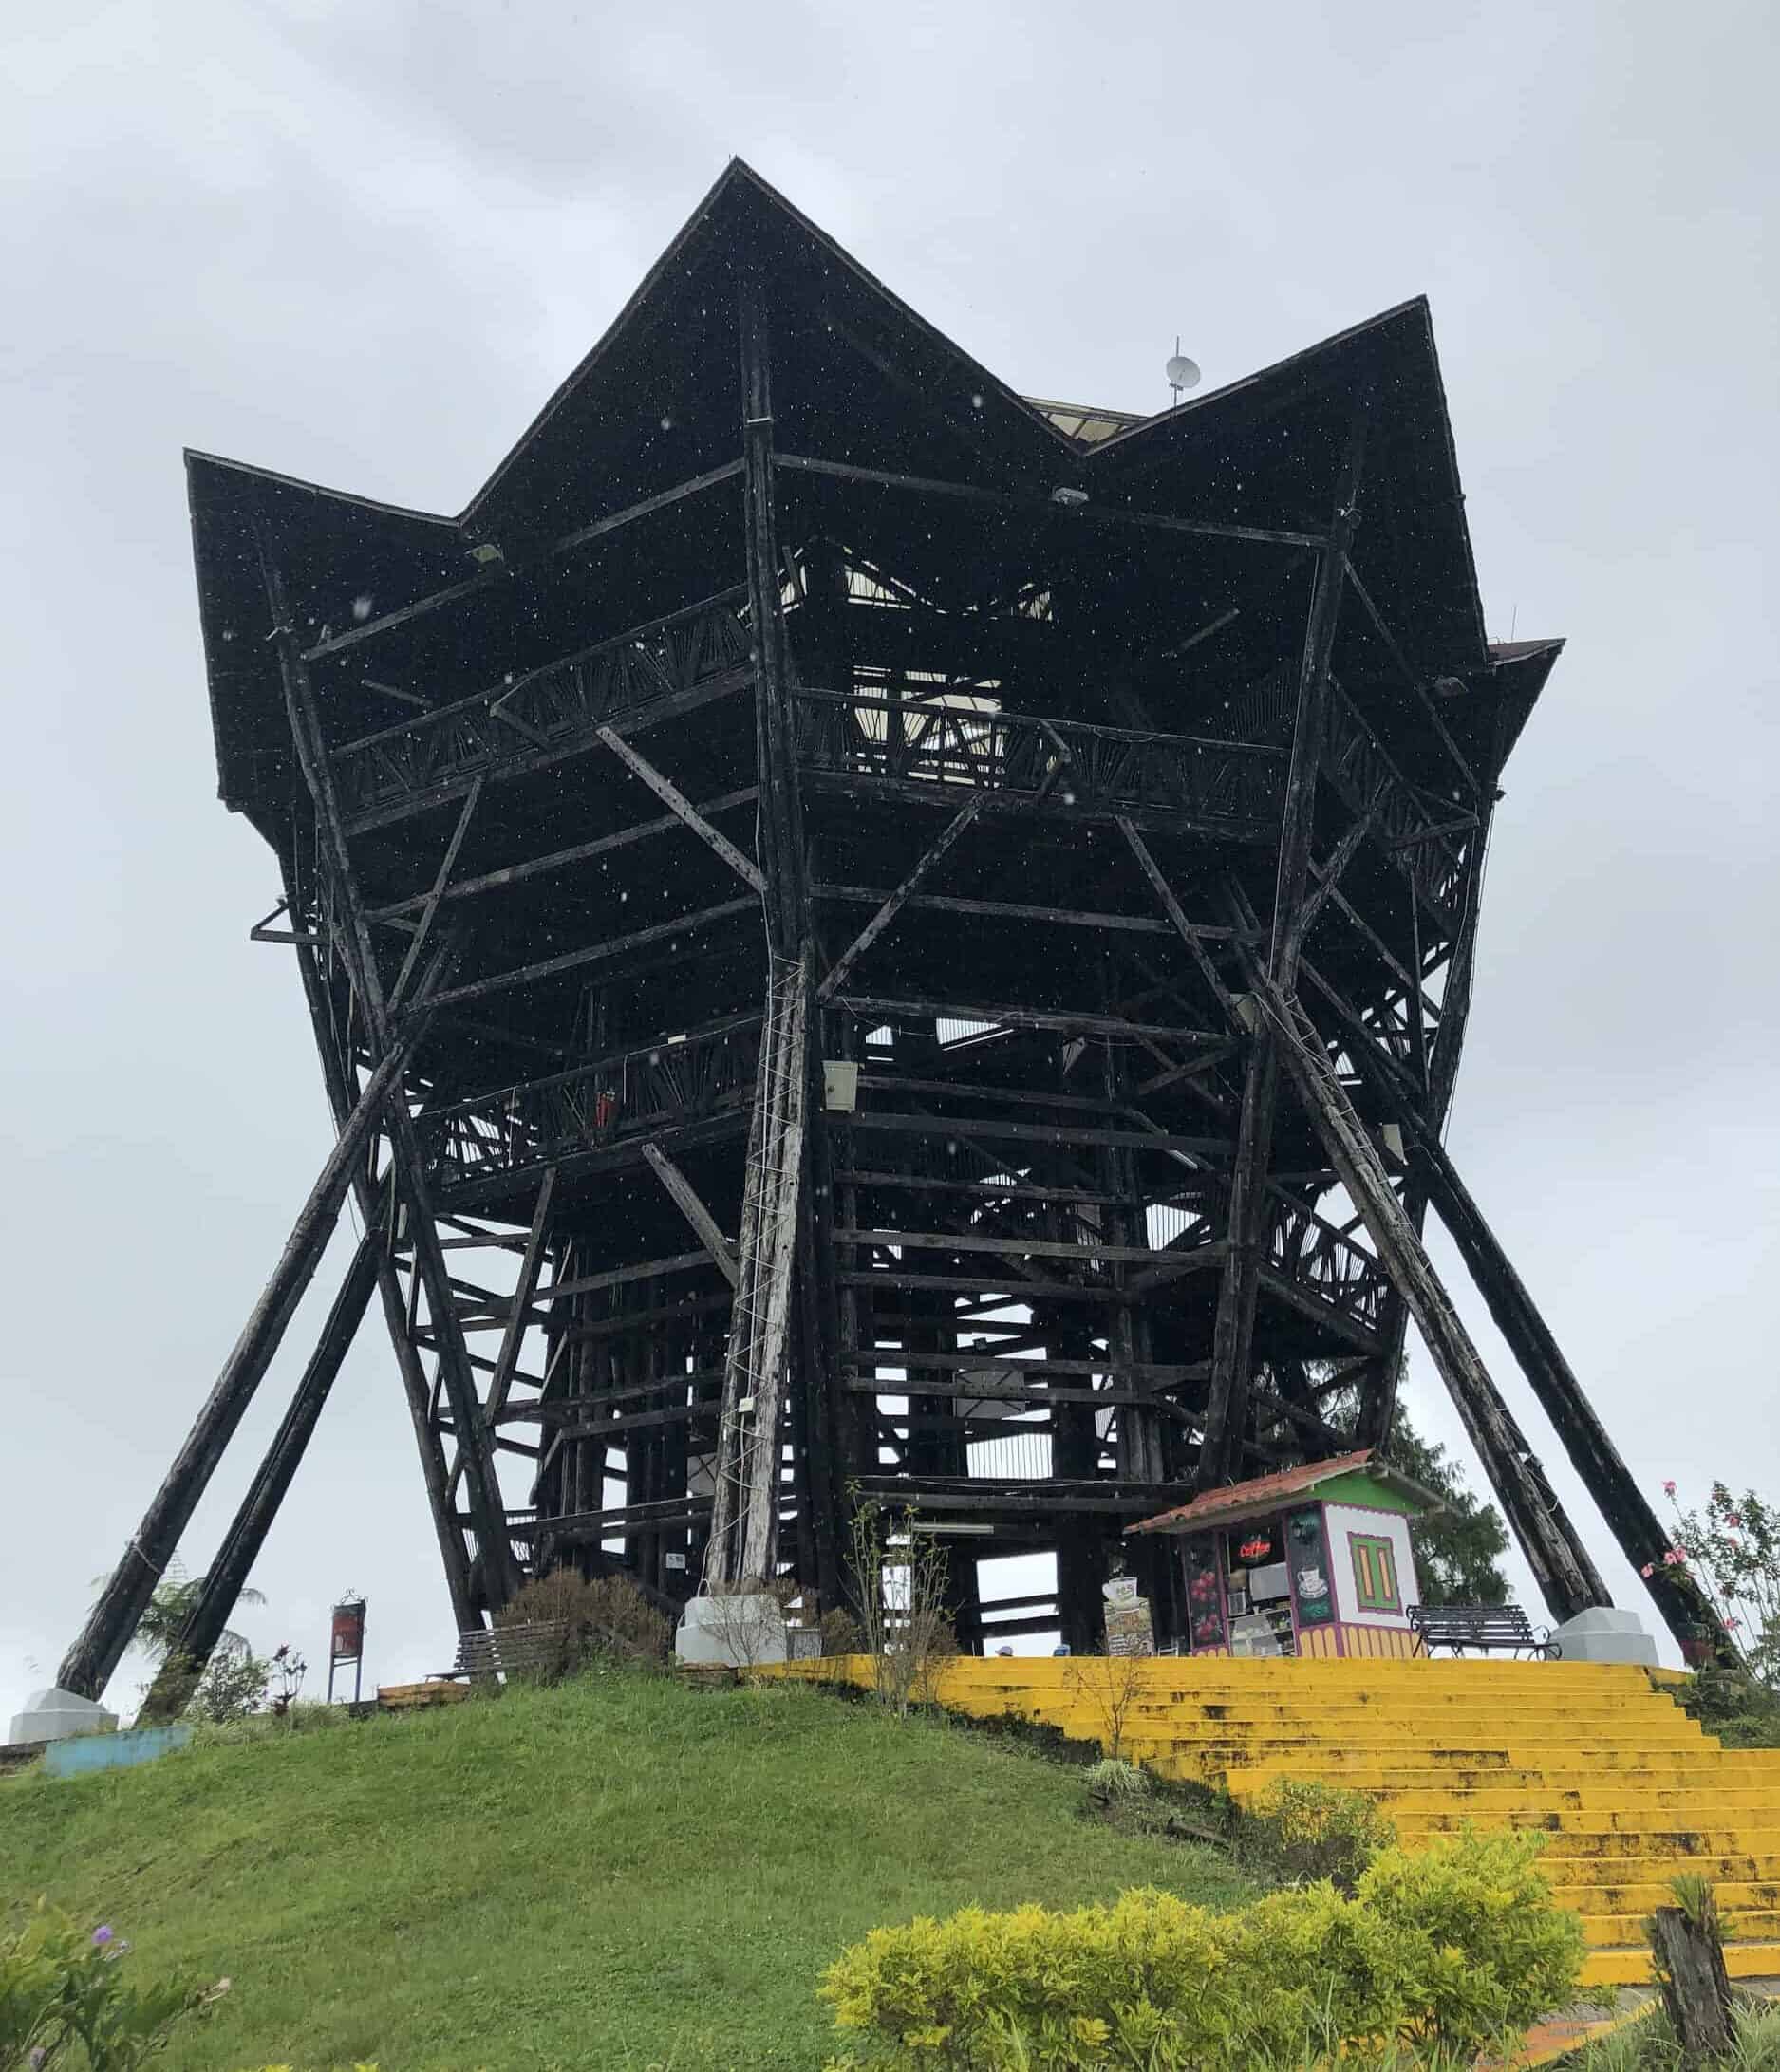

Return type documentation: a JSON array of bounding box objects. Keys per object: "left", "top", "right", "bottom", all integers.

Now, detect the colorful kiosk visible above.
[{"left": 1129, "top": 1450, "right": 1441, "bottom": 1659}]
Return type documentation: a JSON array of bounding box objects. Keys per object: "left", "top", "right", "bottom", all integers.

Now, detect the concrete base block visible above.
[
  {"left": 8, "top": 1688, "right": 119, "bottom": 1745},
  {"left": 675, "top": 1594, "right": 788, "bottom": 1668},
  {"left": 1552, "top": 1607, "right": 1659, "bottom": 1666}
]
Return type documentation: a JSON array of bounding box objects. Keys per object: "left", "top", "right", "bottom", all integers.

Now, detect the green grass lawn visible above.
[{"left": 0, "top": 1671, "right": 1254, "bottom": 2071}]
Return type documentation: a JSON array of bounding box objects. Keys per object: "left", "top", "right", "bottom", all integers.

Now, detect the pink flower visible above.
[
  {"left": 1662, "top": 1549, "right": 1685, "bottom": 1566},
  {"left": 1727, "top": 1616, "right": 1743, "bottom": 1630},
  {"left": 1727, "top": 1514, "right": 1743, "bottom": 1529},
  {"left": 1662, "top": 1481, "right": 1677, "bottom": 1499},
  {"left": 1640, "top": 1563, "right": 1655, "bottom": 1578}
]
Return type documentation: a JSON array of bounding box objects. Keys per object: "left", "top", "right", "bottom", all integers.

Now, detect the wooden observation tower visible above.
[{"left": 62, "top": 162, "right": 1708, "bottom": 1699}]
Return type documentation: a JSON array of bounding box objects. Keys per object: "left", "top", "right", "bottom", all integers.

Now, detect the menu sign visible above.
[{"left": 1287, "top": 1507, "right": 1335, "bottom": 1626}]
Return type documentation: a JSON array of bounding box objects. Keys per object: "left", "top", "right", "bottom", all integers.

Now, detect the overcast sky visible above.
[{"left": 4, "top": 1, "right": 1776, "bottom": 1725}]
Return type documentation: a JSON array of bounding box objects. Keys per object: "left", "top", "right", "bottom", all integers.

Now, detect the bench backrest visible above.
[{"left": 1408, "top": 1604, "right": 1536, "bottom": 1644}]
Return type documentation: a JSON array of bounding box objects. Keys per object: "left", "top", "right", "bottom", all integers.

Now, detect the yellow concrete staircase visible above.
[{"left": 834, "top": 1654, "right": 1780, "bottom": 1990}]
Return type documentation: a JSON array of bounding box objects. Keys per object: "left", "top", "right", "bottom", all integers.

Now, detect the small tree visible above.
[
  {"left": 847, "top": 1500, "right": 956, "bottom": 1716},
  {"left": 267, "top": 1644, "right": 308, "bottom": 1720},
  {"left": 1067, "top": 1646, "right": 1149, "bottom": 1762},
  {"left": 183, "top": 1649, "right": 271, "bottom": 1725}
]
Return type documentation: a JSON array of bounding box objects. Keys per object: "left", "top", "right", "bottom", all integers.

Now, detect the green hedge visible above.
[{"left": 821, "top": 1826, "right": 1585, "bottom": 2069}]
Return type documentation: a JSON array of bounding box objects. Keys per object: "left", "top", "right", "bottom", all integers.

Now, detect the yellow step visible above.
[
  {"left": 1579, "top": 1908, "right": 1780, "bottom": 1947},
  {"left": 1397, "top": 1827, "right": 1780, "bottom": 1859},
  {"left": 1374, "top": 1789, "right": 1780, "bottom": 1819},
  {"left": 1226, "top": 1756, "right": 1775, "bottom": 1789},
  {"left": 1556, "top": 1877, "right": 1780, "bottom": 1913},
  {"left": 1582, "top": 1942, "right": 1780, "bottom": 1987},
  {"left": 1543, "top": 1860, "right": 1780, "bottom": 1894}
]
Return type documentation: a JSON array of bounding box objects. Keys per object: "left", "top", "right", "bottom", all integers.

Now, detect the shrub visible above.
[
  {"left": 1, "top": 1900, "right": 227, "bottom": 2069},
  {"left": 819, "top": 1827, "right": 1586, "bottom": 2068},
  {"left": 820, "top": 1887, "right": 1305, "bottom": 2071},
  {"left": 1243, "top": 1776, "right": 1397, "bottom": 1895},
  {"left": 1081, "top": 1758, "right": 1149, "bottom": 1804},
  {"left": 1358, "top": 1826, "right": 1586, "bottom": 2054},
  {"left": 820, "top": 1606, "right": 866, "bottom": 1657},
  {"left": 493, "top": 1569, "right": 669, "bottom": 1680}
]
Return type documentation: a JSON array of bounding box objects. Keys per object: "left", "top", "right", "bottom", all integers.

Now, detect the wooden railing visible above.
[
  {"left": 1262, "top": 1182, "right": 1390, "bottom": 1335},
  {"left": 331, "top": 587, "right": 753, "bottom": 825},
  {"left": 1322, "top": 685, "right": 1471, "bottom": 914},
  {"left": 416, "top": 1013, "right": 762, "bottom": 1194},
  {"left": 795, "top": 689, "right": 1285, "bottom": 834}
]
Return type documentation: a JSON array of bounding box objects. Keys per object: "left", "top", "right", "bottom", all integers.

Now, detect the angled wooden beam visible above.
[
  {"left": 57, "top": 1014, "right": 429, "bottom": 1700},
  {"left": 1258, "top": 973, "right": 1608, "bottom": 1623},
  {"left": 138, "top": 1226, "right": 384, "bottom": 1721},
  {"left": 1115, "top": 817, "right": 1239, "bottom": 1022},
  {"left": 390, "top": 773, "right": 484, "bottom": 1010},
  {"left": 419, "top": 896, "right": 759, "bottom": 1013},
  {"left": 282, "top": 865, "right": 478, "bottom": 1632},
  {"left": 260, "top": 532, "right": 517, "bottom": 1609},
  {"left": 366, "top": 788, "right": 759, "bottom": 921},
  {"left": 816, "top": 792, "right": 980, "bottom": 1001},
  {"left": 1341, "top": 557, "right": 1480, "bottom": 798},
  {"left": 446, "top": 1167, "right": 559, "bottom": 1506},
  {"left": 641, "top": 1142, "right": 739, "bottom": 1287},
  {"left": 775, "top": 451, "right": 1325, "bottom": 551},
  {"left": 595, "top": 725, "right": 764, "bottom": 894},
  {"left": 300, "top": 460, "right": 746, "bottom": 665},
  {"left": 1281, "top": 802, "right": 1379, "bottom": 971}
]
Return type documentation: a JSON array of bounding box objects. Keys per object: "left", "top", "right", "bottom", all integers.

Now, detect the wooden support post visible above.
[
  {"left": 138, "top": 1227, "right": 383, "bottom": 1721},
  {"left": 1197, "top": 405, "right": 1367, "bottom": 1491},
  {"left": 57, "top": 1022, "right": 425, "bottom": 1700},
  {"left": 1259, "top": 975, "right": 1608, "bottom": 1622},
  {"left": 1649, "top": 1896, "right": 1735, "bottom": 2064},
  {"left": 642, "top": 1143, "right": 740, "bottom": 1286},
  {"left": 285, "top": 890, "right": 478, "bottom": 1632},
  {"left": 260, "top": 534, "right": 516, "bottom": 1609}
]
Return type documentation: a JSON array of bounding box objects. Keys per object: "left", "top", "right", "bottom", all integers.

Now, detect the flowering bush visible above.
[
  {"left": 0, "top": 1901, "right": 227, "bottom": 2069},
  {"left": 1655, "top": 1480, "right": 1780, "bottom": 1689}
]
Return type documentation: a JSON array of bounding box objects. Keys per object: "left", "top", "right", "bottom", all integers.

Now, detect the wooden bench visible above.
[
  {"left": 1408, "top": 1603, "right": 1560, "bottom": 1659},
  {"left": 437, "top": 1620, "right": 574, "bottom": 1684}
]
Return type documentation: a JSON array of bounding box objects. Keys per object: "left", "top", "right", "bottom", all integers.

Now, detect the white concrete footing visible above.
[
  {"left": 675, "top": 1594, "right": 789, "bottom": 1668},
  {"left": 8, "top": 1688, "right": 119, "bottom": 1745},
  {"left": 1551, "top": 1607, "right": 1659, "bottom": 1666}
]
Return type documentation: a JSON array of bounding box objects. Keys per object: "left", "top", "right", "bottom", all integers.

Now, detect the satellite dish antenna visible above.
[{"left": 1166, "top": 335, "right": 1201, "bottom": 403}]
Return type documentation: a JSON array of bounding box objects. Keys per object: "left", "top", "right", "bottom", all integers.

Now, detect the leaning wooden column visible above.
[
  {"left": 1263, "top": 980, "right": 1607, "bottom": 1622},
  {"left": 284, "top": 873, "right": 478, "bottom": 1633},
  {"left": 57, "top": 1026, "right": 424, "bottom": 1701},
  {"left": 138, "top": 1226, "right": 384, "bottom": 1720},
  {"left": 262, "top": 540, "right": 516, "bottom": 1608},
  {"left": 1197, "top": 407, "right": 1367, "bottom": 1491},
  {"left": 1354, "top": 799, "right": 1495, "bottom": 1448},
  {"left": 1406, "top": 1118, "right": 1724, "bottom": 1654}
]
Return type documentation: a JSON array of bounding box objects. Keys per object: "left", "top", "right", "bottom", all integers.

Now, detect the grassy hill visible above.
[{"left": 0, "top": 1671, "right": 1253, "bottom": 2070}]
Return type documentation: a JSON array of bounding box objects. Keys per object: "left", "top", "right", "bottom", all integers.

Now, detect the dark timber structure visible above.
[{"left": 65, "top": 161, "right": 1716, "bottom": 1705}]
